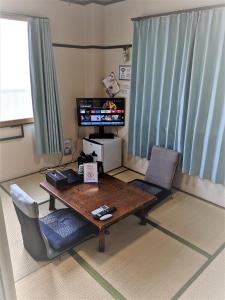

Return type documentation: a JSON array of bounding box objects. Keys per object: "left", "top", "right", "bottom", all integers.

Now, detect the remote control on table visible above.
[
  {"left": 92, "top": 206, "right": 116, "bottom": 220},
  {"left": 100, "top": 214, "right": 113, "bottom": 221},
  {"left": 91, "top": 205, "right": 109, "bottom": 216}
]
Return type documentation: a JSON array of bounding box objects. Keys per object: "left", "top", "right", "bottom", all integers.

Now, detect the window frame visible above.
[{"left": 0, "top": 118, "right": 34, "bottom": 128}]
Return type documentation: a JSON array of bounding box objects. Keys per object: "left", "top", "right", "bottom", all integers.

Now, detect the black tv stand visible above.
[{"left": 89, "top": 126, "right": 114, "bottom": 139}]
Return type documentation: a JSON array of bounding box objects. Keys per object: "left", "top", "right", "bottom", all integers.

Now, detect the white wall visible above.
[
  {"left": 0, "top": 0, "right": 86, "bottom": 181},
  {"left": 0, "top": 196, "right": 16, "bottom": 300},
  {"left": 103, "top": 0, "right": 225, "bottom": 44},
  {"left": 0, "top": 0, "right": 224, "bottom": 207},
  {"left": 0, "top": 0, "right": 104, "bottom": 181},
  {"left": 102, "top": 0, "right": 225, "bottom": 207}
]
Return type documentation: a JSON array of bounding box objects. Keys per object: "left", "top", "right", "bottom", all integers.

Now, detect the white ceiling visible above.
[{"left": 60, "top": 0, "right": 125, "bottom": 5}]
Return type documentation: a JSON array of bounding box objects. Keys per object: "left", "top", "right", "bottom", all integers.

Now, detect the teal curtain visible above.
[
  {"left": 28, "top": 17, "right": 63, "bottom": 154},
  {"left": 128, "top": 7, "right": 225, "bottom": 184}
]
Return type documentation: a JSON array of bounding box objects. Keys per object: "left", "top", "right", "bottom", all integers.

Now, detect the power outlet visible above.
[{"left": 64, "top": 139, "right": 72, "bottom": 156}]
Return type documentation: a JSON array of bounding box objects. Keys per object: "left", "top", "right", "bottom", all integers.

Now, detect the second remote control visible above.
[{"left": 94, "top": 206, "right": 116, "bottom": 220}]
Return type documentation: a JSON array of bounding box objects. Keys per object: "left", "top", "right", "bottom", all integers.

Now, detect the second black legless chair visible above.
[{"left": 130, "top": 146, "right": 179, "bottom": 209}]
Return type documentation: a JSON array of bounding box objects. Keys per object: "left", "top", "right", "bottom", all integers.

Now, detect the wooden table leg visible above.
[
  {"left": 139, "top": 209, "right": 147, "bottom": 225},
  {"left": 105, "top": 229, "right": 110, "bottom": 235},
  {"left": 99, "top": 231, "right": 105, "bottom": 252},
  {"left": 49, "top": 195, "right": 56, "bottom": 210}
]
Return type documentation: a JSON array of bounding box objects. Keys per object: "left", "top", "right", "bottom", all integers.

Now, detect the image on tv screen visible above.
[{"left": 76, "top": 98, "right": 125, "bottom": 126}]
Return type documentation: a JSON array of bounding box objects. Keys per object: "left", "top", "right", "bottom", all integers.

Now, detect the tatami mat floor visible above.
[
  {"left": 0, "top": 165, "right": 224, "bottom": 299},
  {"left": 1, "top": 172, "right": 48, "bottom": 204},
  {"left": 16, "top": 255, "right": 113, "bottom": 300},
  {"left": 75, "top": 216, "right": 207, "bottom": 300},
  {"left": 180, "top": 249, "right": 225, "bottom": 300},
  {"left": 149, "top": 191, "right": 225, "bottom": 255}
]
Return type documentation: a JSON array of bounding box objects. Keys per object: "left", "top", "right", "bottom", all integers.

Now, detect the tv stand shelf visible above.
[
  {"left": 83, "top": 137, "right": 122, "bottom": 172},
  {"left": 89, "top": 133, "right": 114, "bottom": 139}
]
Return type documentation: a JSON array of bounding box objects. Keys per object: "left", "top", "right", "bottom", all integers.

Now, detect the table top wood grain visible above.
[{"left": 40, "top": 174, "right": 156, "bottom": 231}]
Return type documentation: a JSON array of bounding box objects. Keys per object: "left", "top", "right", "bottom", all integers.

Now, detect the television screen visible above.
[{"left": 76, "top": 98, "right": 125, "bottom": 126}]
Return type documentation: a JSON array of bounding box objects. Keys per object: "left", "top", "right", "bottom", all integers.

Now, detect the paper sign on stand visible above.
[{"left": 83, "top": 163, "right": 98, "bottom": 183}]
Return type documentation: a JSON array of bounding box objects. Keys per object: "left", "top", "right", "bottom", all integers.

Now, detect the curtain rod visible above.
[
  {"left": 52, "top": 43, "right": 132, "bottom": 49},
  {"left": 0, "top": 11, "right": 46, "bottom": 20},
  {"left": 131, "top": 3, "right": 225, "bottom": 21}
]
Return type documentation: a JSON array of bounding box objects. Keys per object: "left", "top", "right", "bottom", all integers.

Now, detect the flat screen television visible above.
[{"left": 76, "top": 98, "right": 125, "bottom": 138}]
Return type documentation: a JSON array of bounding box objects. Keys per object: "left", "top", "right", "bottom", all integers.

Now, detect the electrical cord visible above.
[
  {"left": 40, "top": 129, "right": 80, "bottom": 174},
  {"left": 116, "top": 127, "right": 119, "bottom": 137},
  {"left": 113, "top": 126, "right": 118, "bottom": 137},
  {"left": 39, "top": 152, "right": 64, "bottom": 174},
  {"left": 39, "top": 158, "right": 78, "bottom": 175}
]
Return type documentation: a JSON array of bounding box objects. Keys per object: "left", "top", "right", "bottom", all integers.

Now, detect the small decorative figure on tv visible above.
[{"left": 102, "top": 100, "right": 117, "bottom": 110}]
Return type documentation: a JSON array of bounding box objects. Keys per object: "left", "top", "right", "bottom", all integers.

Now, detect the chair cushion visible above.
[
  {"left": 129, "top": 179, "right": 171, "bottom": 202},
  {"left": 145, "top": 146, "right": 179, "bottom": 190},
  {"left": 39, "top": 208, "right": 97, "bottom": 251},
  {"left": 10, "top": 184, "right": 39, "bottom": 218}
]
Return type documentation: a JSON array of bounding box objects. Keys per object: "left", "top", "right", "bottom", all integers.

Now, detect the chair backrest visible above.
[
  {"left": 145, "top": 146, "right": 179, "bottom": 190},
  {"left": 10, "top": 184, "right": 48, "bottom": 260}
]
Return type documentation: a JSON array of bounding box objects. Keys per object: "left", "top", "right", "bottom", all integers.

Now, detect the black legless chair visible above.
[
  {"left": 129, "top": 146, "right": 179, "bottom": 210},
  {"left": 10, "top": 184, "right": 98, "bottom": 261}
]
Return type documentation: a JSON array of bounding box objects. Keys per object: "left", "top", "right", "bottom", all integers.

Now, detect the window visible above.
[{"left": 0, "top": 18, "right": 33, "bottom": 127}]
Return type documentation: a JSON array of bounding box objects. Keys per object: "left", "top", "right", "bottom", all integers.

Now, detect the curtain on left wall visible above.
[{"left": 28, "top": 17, "right": 63, "bottom": 154}]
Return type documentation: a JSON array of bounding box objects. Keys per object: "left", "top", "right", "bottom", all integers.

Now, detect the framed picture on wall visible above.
[{"left": 119, "top": 65, "right": 131, "bottom": 81}]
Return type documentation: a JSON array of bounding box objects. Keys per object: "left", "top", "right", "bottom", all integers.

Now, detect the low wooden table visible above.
[{"left": 40, "top": 174, "right": 156, "bottom": 252}]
